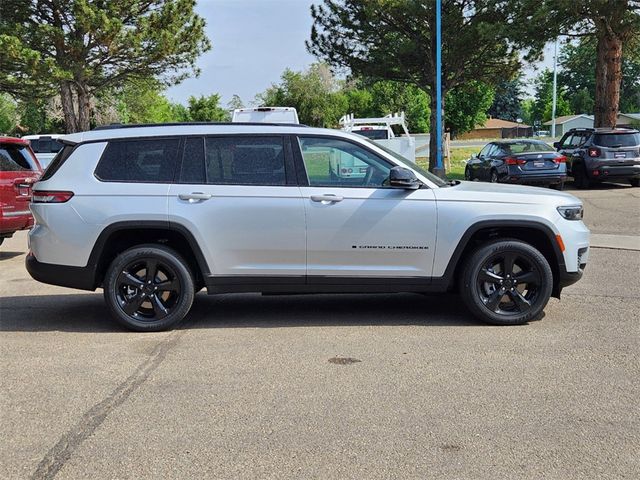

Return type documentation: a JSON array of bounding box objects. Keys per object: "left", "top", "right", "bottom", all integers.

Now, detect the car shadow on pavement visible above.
[
  {"left": 0, "top": 292, "right": 482, "bottom": 333},
  {"left": 0, "top": 251, "right": 23, "bottom": 260}
]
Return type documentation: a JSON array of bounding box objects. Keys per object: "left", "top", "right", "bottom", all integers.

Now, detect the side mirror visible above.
[
  {"left": 553, "top": 141, "right": 560, "bottom": 149},
  {"left": 389, "top": 166, "right": 421, "bottom": 190}
]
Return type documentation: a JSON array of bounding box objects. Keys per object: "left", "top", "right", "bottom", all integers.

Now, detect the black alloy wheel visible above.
[
  {"left": 460, "top": 240, "right": 553, "bottom": 325},
  {"left": 465, "top": 167, "right": 472, "bottom": 181},
  {"left": 104, "top": 245, "right": 195, "bottom": 331},
  {"left": 490, "top": 170, "right": 498, "bottom": 183}
]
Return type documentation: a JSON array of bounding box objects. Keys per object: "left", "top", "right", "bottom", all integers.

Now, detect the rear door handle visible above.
[
  {"left": 178, "top": 192, "right": 212, "bottom": 203},
  {"left": 310, "top": 194, "right": 343, "bottom": 203}
]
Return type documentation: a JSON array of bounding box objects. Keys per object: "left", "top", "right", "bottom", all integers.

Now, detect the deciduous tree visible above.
[{"left": 0, "top": 0, "right": 210, "bottom": 132}]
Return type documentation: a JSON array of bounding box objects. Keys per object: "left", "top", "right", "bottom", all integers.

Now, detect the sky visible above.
[
  {"left": 166, "top": 0, "right": 555, "bottom": 106},
  {"left": 165, "top": 0, "right": 317, "bottom": 106}
]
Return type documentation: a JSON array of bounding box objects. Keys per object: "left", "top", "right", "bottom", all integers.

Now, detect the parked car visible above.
[
  {"left": 553, "top": 128, "right": 640, "bottom": 189},
  {"left": 231, "top": 107, "right": 299, "bottom": 124},
  {"left": 0, "top": 136, "right": 42, "bottom": 245},
  {"left": 26, "top": 123, "right": 589, "bottom": 331},
  {"left": 465, "top": 139, "right": 567, "bottom": 189},
  {"left": 21, "top": 134, "right": 64, "bottom": 168}
]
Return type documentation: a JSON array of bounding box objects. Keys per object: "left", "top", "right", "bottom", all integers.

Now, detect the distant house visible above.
[
  {"left": 543, "top": 114, "right": 594, "bottom": 136},
  {"left": 457, "top": 118, "right": 532, "bottom": 140},
  {"left": 617, "top": 113, "right": 640, "bottom": 128}
]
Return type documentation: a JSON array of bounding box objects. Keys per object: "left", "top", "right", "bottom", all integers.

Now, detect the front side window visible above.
[
  {"left": 0, "top": 144, "right": 36, "bottom": 172},
  {"left": 95, "top": 138, "right": 180, "bottom": 183},
  {"left": 204, "top": 136, "right": 286, "bottom": 185},
  {"left": 298, "top": 136, "right": 392, "bottom": 187},
  {"left": 478, "top": 144, "right": 492, "bottom": 158}
]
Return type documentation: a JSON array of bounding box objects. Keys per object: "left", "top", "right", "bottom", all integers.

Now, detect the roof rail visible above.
[{"left": 92, "top": 121, "right": 309, "bottom": 131}]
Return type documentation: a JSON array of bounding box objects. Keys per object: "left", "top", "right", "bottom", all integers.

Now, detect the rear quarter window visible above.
[
  {"left": 593, "top": 133, "right": 640, "bottom": 147},
  {"left": 95, "top": 138, "right": 181, "bottom": 183}
]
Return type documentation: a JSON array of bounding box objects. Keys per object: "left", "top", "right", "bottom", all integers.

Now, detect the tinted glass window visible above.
[
  {"left": 180, "top": 137, "right": 206, "bottom": 183},
  {"left": 560, "top": 134, "right": 574, "bottom": 148},
  {"left": 593, "top": 133, "right": 640, "bottom": 147},
  {"left": 205, "top": 136, "right": 285, "bottom": 185},
  {"left": 299, "top": 136, "right": 392, "bottom": 187},
  {"left": 503, "top": 142, "right": 554, "bottom": 154},
  {"left": 41, "top": 144, "right": 74, "bottom": 181},
  {"left": 29, "top": 138, "right": 63, "bottom": 153},
  {"left": 95, "top": 138, "right": 180, "bottom": 183},
  {"left": 354, "top": 129, "right": 389, "bottom": 140},
  {"left": 0, "top": 144, "right": 36, "bottom": 172},
  {"left": 479, "top": 144, "right": 492, "bottom": 157}
]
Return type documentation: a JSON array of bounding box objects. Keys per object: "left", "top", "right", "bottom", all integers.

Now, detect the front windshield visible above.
[{"left": 365, "top": 138, "right": 447, "bottom": 187}]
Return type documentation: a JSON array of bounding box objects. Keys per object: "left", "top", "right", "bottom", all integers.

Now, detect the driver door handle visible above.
[
  {"left": 310, "top": 194, "right": 343, "bottom": 203},
  {"left": 178, "top": 192, "right": 212, "bottom": 203}
]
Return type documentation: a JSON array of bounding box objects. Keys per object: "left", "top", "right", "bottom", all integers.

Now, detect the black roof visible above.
[{"left": 93, "top": 122, "right": 308, "bottom": 131}]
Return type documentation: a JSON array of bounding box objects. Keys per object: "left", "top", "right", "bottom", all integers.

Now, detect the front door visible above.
[
  {"left": 294, "top": 136, "right": 437, "bottom": 280},
  {"left": 168, "top": 135, "right": 306, "bottom": 280}
]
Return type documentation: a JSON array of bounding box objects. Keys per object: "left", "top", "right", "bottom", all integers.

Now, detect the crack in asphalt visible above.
[{"left": 30, "top": 328, "right": 187, "bottom": 480}]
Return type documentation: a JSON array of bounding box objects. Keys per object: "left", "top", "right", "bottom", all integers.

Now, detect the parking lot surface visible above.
[{"left": 1, "top": 184, "right": 639, "bottom": 479}]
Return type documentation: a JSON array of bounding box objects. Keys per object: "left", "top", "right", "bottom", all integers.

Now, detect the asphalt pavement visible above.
[{"left": 1, "top": 184, "right": 638, "bottom": 479}]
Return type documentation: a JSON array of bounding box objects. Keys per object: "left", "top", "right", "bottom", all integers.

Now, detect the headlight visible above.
[{"left": 557, "top": 205, "right": 584, "bottom": 220}]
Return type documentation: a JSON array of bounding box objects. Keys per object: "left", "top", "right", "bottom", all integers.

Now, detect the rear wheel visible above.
[
  {"left": 103, "top": 245, "right": 195, "bottom": 332},
  {"left": 573, "top": 163, "right": 591, "bottom": 189},
  {"left": 460, "top": 240, "right": 553, "bottom": 325},
  {"left": 630, "top": 178, "right": 640, "bottom": 187}
]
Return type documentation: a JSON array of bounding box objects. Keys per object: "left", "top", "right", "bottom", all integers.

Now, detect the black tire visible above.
[
  {"left": 0, "top": 237, "right": 3, "bottom": 246},
  {"left": 490, "top": 170, "right": 498, "bottom": 183},
  {"left": 103, "top": 244, "right": 195, "bottom": 332},
  {"left": 459, "top": 239, "right": 553, "bottom": 326},
  {"left": 630, "top": 178, "right": 640, "bottom": 187},
  {"left": 464, "top": 167, "right": 472, "bottom": 181},
  {"left": 572, "top": 163, "right": 591, "bottom": 189},
  {"left": 550, "top": 181, "right": 565, "bottom": 191}
]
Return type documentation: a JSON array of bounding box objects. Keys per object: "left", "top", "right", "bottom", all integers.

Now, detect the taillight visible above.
[
  {"left": 554, "top": 155, "right": 566, "bottom": 163},
  {"left": 505, "top": 157, "right": 526, "bottom": 165},
  {"left": 32, "top": 191, "right": 74, "bottom": 203},
  {"left": 588, "top": 147, "right": 601, "bottom": 157}
]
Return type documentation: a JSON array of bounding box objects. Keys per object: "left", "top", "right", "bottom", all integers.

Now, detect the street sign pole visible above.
[{"left": 433, "top": 0, "right": 445, "bottom": 178}]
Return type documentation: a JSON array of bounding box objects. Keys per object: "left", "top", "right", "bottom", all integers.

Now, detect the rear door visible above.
[
  {"left": 168, "top": 135, "right": 306, "bottom": 281},
  {"left": 294, "top": 135, "right": 437, "bottom": 280}
]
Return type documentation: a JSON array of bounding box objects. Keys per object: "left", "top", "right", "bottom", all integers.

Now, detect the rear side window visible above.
[
  {"left": 204, "top": 136, "right": 286, "bottom": 185},
  {"left": 95, "top": 138, "right": 180, "bottom": 183},
  {"left": 355, "top": 129, "right": 389, "bottom": 140},
  {"left": 593, "top": 133, "right": 640, "bottom": 147},
  {"left": 40, "top": 144, "right": 74, "bottom": 181},
  {"left": 0, "top": 144, "right": 37, "bottom": 172}
]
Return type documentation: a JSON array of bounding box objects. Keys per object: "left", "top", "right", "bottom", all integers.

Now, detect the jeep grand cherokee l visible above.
[{"left": 26, "top": 123, "right": 590, "bottom": 331}]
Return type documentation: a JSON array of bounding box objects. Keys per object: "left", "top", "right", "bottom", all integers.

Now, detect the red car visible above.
[{"left": 0, "top": 137, "right": 42, "bottom": 246}]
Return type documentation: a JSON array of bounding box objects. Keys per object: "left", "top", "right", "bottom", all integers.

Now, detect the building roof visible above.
[
  {"left": 618, "top": 113, "right": 640, "bottom": 121},
  {"left": 476, "top": 118, "right": 530, "bottom": 129},
  {"left": 543, "top": 114, "right": 593, "bottom": 126}
]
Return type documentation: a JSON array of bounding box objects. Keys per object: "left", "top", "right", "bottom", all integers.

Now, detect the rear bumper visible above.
[
  {"left": 504, "top": 173, "right": 567, "bottom": 185},
  {"left": 1, "top": 211, "right": 34, "bottom": 236},
  {"left": 587, "top": 164, "right": 640, "bottom": 180},
  {"left": 25, "top": 252, "right": 97, "bottom": 291}
]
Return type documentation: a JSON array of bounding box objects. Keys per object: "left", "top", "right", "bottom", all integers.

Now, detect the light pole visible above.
[
  {"left": 551, "top": 37, "right": 558, "bottom": 138},
  {"left": 433, "top": 0, "right": 445, "bottom": 178}
]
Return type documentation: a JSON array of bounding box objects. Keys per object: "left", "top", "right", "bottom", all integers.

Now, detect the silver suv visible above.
[{"left": 27, "top": 123, "right": 590, "bottom": 331}]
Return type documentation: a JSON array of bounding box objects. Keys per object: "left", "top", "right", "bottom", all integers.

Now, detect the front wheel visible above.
[
  {"left": 103, "top": 245, "right": 195, "bottom": 332},
  {"left": 464, "top": 167, "right": 473, "bottom": 181},
  {"left": 460, "top": 240, "right": 553, "bottom": 325},
  {"left": 490, "top": 170, "right": 498, "bottom": 183}
]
